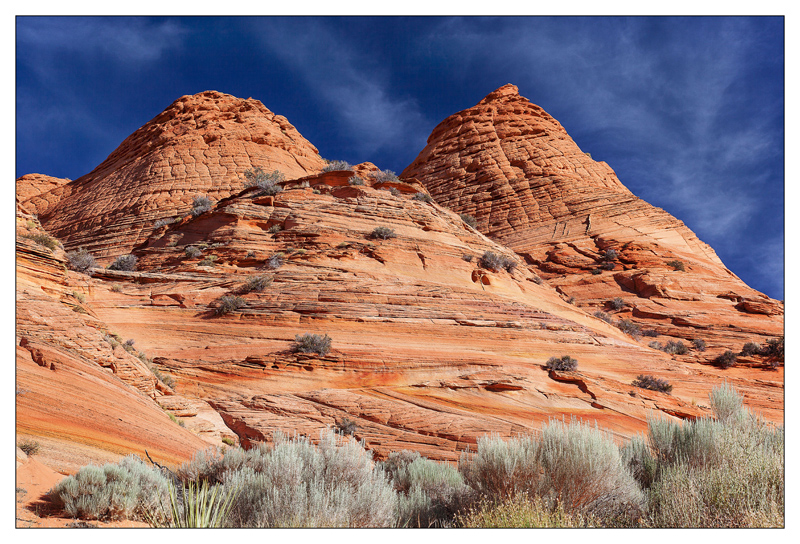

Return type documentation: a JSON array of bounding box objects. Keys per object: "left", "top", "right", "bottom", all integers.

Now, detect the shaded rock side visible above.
[
  {"left": 402, "top": 84, "right": 783, "bottom": 357},
  {"left": 19, "top": 91, "right": 327, "bottom": 262}
]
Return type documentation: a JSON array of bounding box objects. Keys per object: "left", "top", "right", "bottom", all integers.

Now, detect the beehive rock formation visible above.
[
  {"left": 402, "top": 84, "right": 783, "bottom": 355},
  {"left": 20, "top": 91, "right": 327, "bottom": 263},
  {"left": 15, "top": 86, "right": 783, "bottom": 486}
]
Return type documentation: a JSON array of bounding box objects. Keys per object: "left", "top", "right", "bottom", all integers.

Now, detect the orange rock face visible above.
[
  {"left": 20, "top": 91, "right": 327, "bottom": 263},
  {"left": 15, "top": 86, "right": 783, "bottom": 485},
  {"left": 402, "top": 84, "right": 783, "bottom": 359}
]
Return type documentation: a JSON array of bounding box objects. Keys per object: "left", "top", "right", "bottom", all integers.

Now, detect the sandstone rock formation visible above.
[
  {"left": 15, "top": 85, "right": 783, "bottom": 489},
  {"left": 402, "top": 84, "right": 783, "bottom": 359},
  {"left": 19, "top": 91, "right": 327, "bottom": 263}
]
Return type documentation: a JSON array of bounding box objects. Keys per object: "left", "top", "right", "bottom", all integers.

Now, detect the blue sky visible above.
[{"left": 15, "top": 16, "right": 785, "bottom": 299}]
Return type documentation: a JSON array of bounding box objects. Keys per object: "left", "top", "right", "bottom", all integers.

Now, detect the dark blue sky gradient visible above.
[{"left": 15, "top": 16, "right": 784, "bottom": 299}]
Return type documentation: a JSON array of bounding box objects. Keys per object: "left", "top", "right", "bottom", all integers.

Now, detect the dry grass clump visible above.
[
  {"left": 293, "top": 333, "right": 332, "bottom": 356},
  {"left": 214, "top": 295, "right": 246, "bottom": 315}
]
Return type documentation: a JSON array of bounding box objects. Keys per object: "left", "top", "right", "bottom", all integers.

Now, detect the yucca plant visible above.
[{"left": 146, "top": 479, "right": 238, "bottom": 528}]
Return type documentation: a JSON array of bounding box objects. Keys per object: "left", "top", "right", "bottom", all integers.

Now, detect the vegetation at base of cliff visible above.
[{"left": 47, "top": 385, "right": 783, "bottom": 528}]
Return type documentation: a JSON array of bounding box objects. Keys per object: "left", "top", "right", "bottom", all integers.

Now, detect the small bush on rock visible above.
[
  {"left": 459, "top": 214, "right": 478, "bottom": 229},
  {"left": 617, "top": 319, "right": 641, "bottom": 340},
  {"left": 662, "top": 340, "right": 688, "bottom": 355},
  {"left": 666, "top": 260, "right": 685, "bottom": 272},
  {"left": 479, "top": 251, "right": 516, "bottom": 273},
  {"left": 412, "top": 192, "right": 433, "bottom": 203},
  {"left": 603, "top": 249, "right": 618, "bottom": 261},
  {"left": 185, "top": 245, "right": 203, "bottom": 258},
  {"left": 741, "top": 342, "right": 760, "bottom": 357},
  {"left": 191, "top": 195, "right": 213, "bottom": 217},
  {"left": 715, "top": 350, "right": 738, "bottom": 369},
  {"left": 370, "top": 169, "right": 399, "bottom": 182},
  {"left": 237, "top": 275, "right": 272, "bottom": 294},
  {"left": 294, "top": 333, "right": 332, "bottom": 356},
  {"left": 66, "top": 248, "right": 97, "bottom": 274},
  {"left": 24, "top": 232, "right": 59, "bottom": 251},
  {"left": 610, "top": 297, "right": 625, "bottom": 310},
  {"left": 692, "top": 338, "right": 707, "bottom": 352},
  {"left": 546, "top": 355, "right": 578, "bottom": 371},
  {"left": 632, "top": 375, "right": 673, "bottom": 394},
  {"left": 348, "top": 175, "right": 365, "bottom": 186},
  {"left": 244, "top": 168, "right": 284, "bottom": 196},
  {"left": 370, "top": 226, "right": 397, "bottom": 240},
  {"left": 215, "top": 296, "right": 246, "bottom": 316},
  {"left": 594, "top": 311, "right": 614, "bottom": 324},
  {"left": 108, "top": 254, "right": 137, "bottom": 271},
  {"left": 265, "top": 253, "right": 285, "bottom": 269},
  {"left": 322, "top": 160, "right": 353, "bottom": 172}
]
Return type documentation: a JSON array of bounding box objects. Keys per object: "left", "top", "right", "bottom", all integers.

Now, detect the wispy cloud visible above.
[{"left": 243, "top": 18, "right": 429, "bottom": 163}]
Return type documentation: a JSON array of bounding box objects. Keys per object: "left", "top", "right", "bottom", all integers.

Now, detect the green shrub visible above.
[
  {"left": 49, "top": 455, "right": 170, "bottom": 521},
  {"left": 185, "top": 245, "right": 203, "bottom": 258},
  {"left": 631, "top": 375, "right": 673, "bottom": 394},
  {"left": 108, "top": 254, "right": 137, "bottom": 271},
  {"left": 370, "top": 169, "right": 399, "bottom": 182},
  {"left": 714, "top": 350, "right": 738, "bottom": 369},
  {"left": 478, "top": 251, "right": 516, "bottom": 273},
  {"left": 191, "top": 195, "right": 213, "bottom": 217},
  {"left": 322, "top": 160, "right": 353, "bottom": 172},
  {"left": 545, "top": 355, "right": 578, "bottom": 371},
  {"left": 662, "top": 340, "right": 688, "bottom": 355},
  {"left": 214, "top": 295, "right": 246, "bottom": 316},
  {"left": 221, "top": 437, "right": 236, "bottom": 447},
  {"left": 18, "top": 439, "right": 41, "bottom": 456},
  {"left": 348, "top": 175, "right": 365, "bottom": 186},
  {"left": 616, "top": 319, "right": 641, "bottom": 339},
  {"left": 666, "top": 260, "right": 685, "bottom": 271},
  {"left": 24, "top": 232, "right": 59, "bottom": 251},
  {"left": 459, "top": 213, "right": 478, "bottom": 229},
  {"left": 412, "top": 192, "right": 433, "bottom": 203},
  {"left": 244, "top": 167, "right": 284, "bottom": 196},
  {"left": 66, "top": 248, "right": 96, "bottom": 274},
  {"left": 71, "top": 290, "right": 86, "bottom": 304},
  {"left": 370, "top": 226, "right": 397, "bottom": 240},
  {"left": 390, "top": 456, "right": 471, "bottom": 527},
  {"left": 457, "top": 493, "right": 598, "bottom": 528},
  {"left": 198, "top": 256, "right": 216, "bottom": 267},
  {"left": 293, "top": 333, "right": 332, "bottom": 356}
]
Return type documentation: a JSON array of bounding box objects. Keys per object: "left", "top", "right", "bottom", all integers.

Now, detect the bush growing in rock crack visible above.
[
  {"left": 459, "top": 213, "right": 478, "bottom": 229},
  {"left": 66, "top": 248, "right": 97, "bottom": 274},
  {"left": 692, "top": 338, "right": 707, "bottom": 352},
  {"left": 348, "top": 175, "right": 365, "bottom": 186},
  {"left": 666, "top": 260, "right": 685, "bottom": 272},
  {"left": 600, "top": 261, "right": 616, "bottom": 270},
  {"left": 631, "top": 375, "right": 673, "bottom": 394},
  {"left": 412, "top": 192, "right": 433, "bottom": 203},
  {"left": 370, "top": 169, "right": 399, "bottom": 182},
  {"left": 616, "top": 319, "right": 641, "bottom": 339},
  {"left": 237, "top": 275, "right": 272, "bottom": 294},
  {"left": 185, "top": 245, "right": 203, "bottom": 258},
  {"left": 546, "top": 355, "right": 578, "bottom": 371},
  {"left": 294, "top": 333, "right": 332, "bottom": 356},
  {"left": 609, "top": 297, "right": 625, "bottom": 310},
  {"left": 23, "top": 232, "right": 59, "bottom": 251},
  {"left": 322, "top": 160, "right": 353, "bottom": 172},
  {"left": 662, "top": 340, "right": 688, "bottom": 355},
  {"left": 603, "top": 249, "right": 618, "bottom": 261},
  {"left": 479, "top": 251, "right": 516, "bottom": 273},
  {"left": 191, "top": 195, "right": 213, "bottom": 217},
  {"left": 108, "top": 254, "right": 137, "bottom": 271},
  {"left": 593, "top": 310, "right": 614, "bottom": 324},
  {"left": 370, "top": 226, "right": 397, "bottom": 240},
  {"left": 214, "top": 295, "right": 246, "bottom": 316},
  {"left": 741, "top": 342, "right": 760, "bottom": 357},
  {"left": 244, "top": 167, "right": 284, "bottom": 196},
  {"left": 714, "top": 350, "right": 738, "bottom": 369},
  {"left": 265, "top": 252, "right": 285, "bottom": 269}
]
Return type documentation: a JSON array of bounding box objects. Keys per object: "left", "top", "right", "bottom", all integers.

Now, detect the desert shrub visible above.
[
  {"left": 649, "top": 341, "right": 662, "bottom": 350},
  {"left": 478, "top": 251, "right": 516, "bottom": 272},
  {"left": 603, "top": 249, "right": 618, "bottom": 261},
  {"left": 389, "top": 187, "right": 401, "bottom": 196},
  {"left": 566, "top": 296, "right": 576, "bottom": 304},
  {"left": 457, "top": 493, "right": 598, "bottom": 528},
  {"left": 458, "top": 433, "right": 541, "bottom": 500},
  {"left": 644, "top": 385, "right": 784, "bottom": 527},
  {"left": 391, "top": 456, "right": 471, "bottom": 527},
  {"left": 461, "top": 254, "right": 473, "bottom": 262},
  {"left": 412, "top": 192, "right": 433, "bottom": 203},
  {"left": 267, "top": 224, "right": 283, "bottom": 235},
  {"left": 348, "top": 175, "right": 365, "bottom": 186},
  {"left": 71, "top": 290, "right": 86, "bottom": 303},
  {"left": 631, "top": 375, "right": 673, "bottom": 394},
  {"left": 532, "top": 275, "right": 544, "bottom": 284},
  {"left": 191, "top": 195, "right": 213, "bottom": 217},
  {"left": 666, "top": 260, "right": 685, "bottom": 272},
  {"left": 600, "top": 261, "right": 616, "bottom": 270},
  {"left": 620, "top": 435, "right": 658, "bottom": 490},
  {"left": 237, "top": 275, "right": 272, "bottom": 294},
  {"left": 24, "top": 232, "right": 59, "bottom": 250},
  {"left": 218, "top": 430, "right": 397, "bottom": 527},
  {"left": 150, "top": 365, "right": 175, "bottom": 388},
  {"left": 322, "top": 160, "right": 353, "bottom": 172},
  {"left": 761, "top": 336, "right": 784, "bottom": 360},
  {"left": 185, "top": 245, "right": 203, "bottom": 258},
  {"left": 370, "top": 226, "right": 397, "bottom": 240},
  {"left": 265, "top": 252, "right": 285, "bottom": 269},
  {"left": 545, "top": 355, "right": 578, "bottom": 372},
  {"left": 168, "top": 412, "right": 185, "bottom": 427},
  {"left": 222, "top": 437, "right": 236, "bottom": 447},
  {"left": 336, "top": 417, "right": 358, "bottom": 436},
  {"left": 153, "top": 218, "right": 169, "bottom": 228},
  {"left": 642, "top": 329, "right": 659, "bottom": 337},
  {"left": 594, "top": 310, "right": 614, "bottom": 324},
  {"left": 370, "top": 169, "right": 399, "bottom": 182},
  {"left": 66, "top": 248, "right": 97, "bottom": 273},
  {"left": 591, "top": 268, "right": 602, "bottom": 275},
  {"left": 215, "top": 295, "right": 246, "bottom": 316},
  {"left": 18, "top": 439, "right": 41, "bottom": 456},
  {"left": 108, "top": 254, "right": 137, "bottom": 271},
  {"left": 294, "top": 333, "right": 332, "bottom": 356},
  {"left": 616, "top": 319, "right": 641, "bottom": 339},
  {"left": 49, "top": 455, "right": 170, "bottom": 521},
  {"left": 244, "top": 167, "right": 284, "bottom": 196},
  {"left": 741, "top": 342, "right": 760, "bottom": 356},
  {"left": 459, "top": 213, "right": 478, "bottom": 229},
  {"left": 662, "top": 340, "right": 688, "bottom": 355},
  {"left": 714, "top": 350, "right": 738, "bottom": 369},
  {"left": 609, "top": 297, "right": 625, "bottom": 310},
  {"left": 692, "top": 338, "right": 707, "bottom": 352}
]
